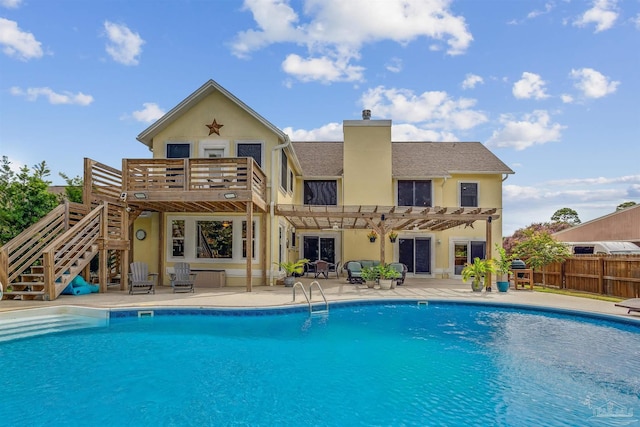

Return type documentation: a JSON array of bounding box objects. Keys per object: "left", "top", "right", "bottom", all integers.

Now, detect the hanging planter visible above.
[
  {"left": 389, "top": 231, "right": 398, "bottom": 243},
  {"left": 367, "top": 230, "right": 378, "bottom": 243}
]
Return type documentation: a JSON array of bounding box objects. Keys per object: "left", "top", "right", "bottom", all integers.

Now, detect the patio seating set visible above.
[
  {"left": 128, "top": 261, "right": 195, "bottom": 294},
  {"left": 344, "top": 260, "right": 408, "bottom": 287}
]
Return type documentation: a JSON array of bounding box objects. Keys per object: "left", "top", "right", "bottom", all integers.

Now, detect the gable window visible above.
[
  {"left": 398, "top": 180, "right": 432, "bottom": 206},
  {"left": 289, "top": 170, "right": 294, "bottom": 193},
  {"left": 281, "top": 150, "right": 288, "bottom": 191},
  {"left": 166, "top": 143, "right": 190, "bottom": 158},
  {"left": 304, "top": 180, "right": 337, "bottom": 205},
  {"left": 237, "top": 142, "right": 262, "bottom": 167},
  {"left": 460, "top": 182, "right": 478, "bottom": 207}
]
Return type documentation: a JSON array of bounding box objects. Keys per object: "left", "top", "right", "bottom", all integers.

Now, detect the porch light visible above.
[
  {"left": 133, "top": 192, "right": 147, "bottom": 200},
  {"left": 224, "top": 192, "right": 237, "bottom": 199}
]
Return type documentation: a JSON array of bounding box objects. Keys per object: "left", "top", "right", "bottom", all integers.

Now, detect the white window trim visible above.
[
  {"left": 166, "top": 215, "right": 259, "bottom": 263},
  {"left": 199, "top": 140, "right": 229, "bottom": 158}
]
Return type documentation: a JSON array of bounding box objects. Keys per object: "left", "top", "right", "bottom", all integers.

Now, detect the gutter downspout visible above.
[{"left": 269, "top": 134, "right": 292, "bottom": 285}]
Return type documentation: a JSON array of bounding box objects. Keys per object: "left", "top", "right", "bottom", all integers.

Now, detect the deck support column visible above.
[{"left": 246, "top": 201, "right": 253, "bottom": 292}]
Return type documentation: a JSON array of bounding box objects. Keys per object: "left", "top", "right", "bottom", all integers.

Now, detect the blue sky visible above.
[{"left": 1, "top": 0, "right": 638, "bottom": 235}]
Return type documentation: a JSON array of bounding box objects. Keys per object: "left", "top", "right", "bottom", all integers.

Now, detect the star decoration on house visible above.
[{"left": 206, "top": 118, "right": 224, "bottom": 136}]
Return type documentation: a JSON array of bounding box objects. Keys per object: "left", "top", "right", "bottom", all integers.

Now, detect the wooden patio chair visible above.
[
  {"left": 169, "top": 262, "right": 197, "bottom": 293},
  {"left": 314, "top": 260, "right": 330, "bottom": 279},
  {"left": 128, "top": 262, "right": 157, "bottom": 295}
]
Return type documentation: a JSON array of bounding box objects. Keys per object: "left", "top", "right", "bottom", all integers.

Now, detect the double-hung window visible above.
[
  {"left": 398, "top": 180, "right": 432, "bottom": 206},
  {"left": 460, "top": 182, "right": 478, "bottom": 207},
  {"left": 304, "top": 180, "right": 337, "bottom": 205}
]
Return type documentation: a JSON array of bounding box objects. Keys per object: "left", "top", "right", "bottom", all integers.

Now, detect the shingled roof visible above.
[{"left": 292, "top": 141, "right": 514, "bottom": 178}]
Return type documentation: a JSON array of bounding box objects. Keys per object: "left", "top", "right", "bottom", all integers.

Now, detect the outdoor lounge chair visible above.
[
  {"left": 615, "top": 298, "right": 640, "bottom": 314},
  {"left": 169, "top": 262, "right": 196, "bottom": 293},
  {"left": 328, "top": 261, "right": 341, "bottom": 278},
  {"left": 345, "top": 261, "right": 364, "bottom": 284},
  {"left": 128, "top": 262, "right": 157, "bottom": 295},
  {"left": 388, "top": 262, "right": 408, "bottom": 285}
]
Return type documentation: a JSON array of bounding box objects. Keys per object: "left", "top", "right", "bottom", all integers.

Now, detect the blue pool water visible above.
[{"left": 0, "top": 301, "right": 639, "bottom": 426}]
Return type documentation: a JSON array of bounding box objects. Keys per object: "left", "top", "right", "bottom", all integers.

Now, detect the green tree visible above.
[
  {"left": 0, "top": 156, "right": 60, "bottom": 245},
  {"left": 59, "top": 172, "right": 83, "bottom": 203},
  {"left": 551, "top": 207, "right": 581, "bottom": 225},
  {"left": 503, "top": 221, "right": 571, "bottom": 255},
  {"left": 616, "top": 201, "right": 637, "bottom": 211},
  {"left": 512, "top": 229, "right": 571, "bottom": 285}
]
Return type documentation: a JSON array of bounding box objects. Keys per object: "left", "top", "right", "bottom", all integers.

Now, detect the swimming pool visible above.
[{"left": 0, "top": 301, "right": 639, "bottom": 426}]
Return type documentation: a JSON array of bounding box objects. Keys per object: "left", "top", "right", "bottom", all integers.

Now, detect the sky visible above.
[{"left": 1, "top": 0, "right": 639, "bottom": 236}]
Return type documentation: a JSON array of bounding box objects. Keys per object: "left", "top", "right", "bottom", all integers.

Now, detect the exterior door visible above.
[
  {"left": 454, "top": 241, "right": 486, "bottom": 275},
  {"left": 399, "top": 237, "right": 431, "bottom": 274},
  {"left": 303, "top": 236, "right": 335, "bottom": 264}
]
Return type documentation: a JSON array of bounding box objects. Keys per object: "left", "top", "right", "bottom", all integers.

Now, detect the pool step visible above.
[{"left": 0, "top": 314, "right": 105, "bottom": 342}]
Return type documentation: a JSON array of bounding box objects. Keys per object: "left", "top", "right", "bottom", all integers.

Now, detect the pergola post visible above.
[{"left": 485, "top": 216, "right": 493, "bottom": 291}]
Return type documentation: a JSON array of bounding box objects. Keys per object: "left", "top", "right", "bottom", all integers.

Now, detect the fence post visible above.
[{"left": 598, "top": 257, "right": 605, "bottom": 295}]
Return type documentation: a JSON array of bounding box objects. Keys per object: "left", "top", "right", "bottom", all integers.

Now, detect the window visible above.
[
  {"left": 242, "top": 221, "right": 256, "bottom": 259},
  {"left": 460, "top": 182, "right": 478, "bottom": 207},
  {"left": 166, "top": 143, "right": 190, "bottom": 158},
  {"left": 237, "top": 142, "right": 262, "bottom": 167},
  {"left": 196, "top": 220, "right": 233, "bottom": 258},
  {"left": 398, "top": 180, "right": 432, "bottom": 206},
  {"left": 304, "top": 180, "right": 337, "bottom": 205},
  {"left": 171, "top": 220, "right": 185, "bottom": 257},
  {"left": 289, "top": 170, "right": 294, "bottom": 193},
  {"left": 281, "top": 150, "right": 288, "bottom": 190}
]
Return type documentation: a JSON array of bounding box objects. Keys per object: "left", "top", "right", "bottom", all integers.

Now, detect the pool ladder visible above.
[{"left": 292, "top": 281, "right": 329, "bottom": 315}]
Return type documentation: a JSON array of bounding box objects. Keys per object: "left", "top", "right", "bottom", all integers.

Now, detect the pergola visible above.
[{"left": 275, "top": 204, "right": 499, "bottom": 269}]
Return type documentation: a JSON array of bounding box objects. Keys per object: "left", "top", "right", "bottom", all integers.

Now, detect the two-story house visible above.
[{"left": 132, "top": 80, "right": 513, "bottom": 288}]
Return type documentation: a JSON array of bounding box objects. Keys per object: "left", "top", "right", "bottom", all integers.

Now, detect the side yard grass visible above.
[{"left": 533, "top": 285, "right": 625, "bottom": 302}]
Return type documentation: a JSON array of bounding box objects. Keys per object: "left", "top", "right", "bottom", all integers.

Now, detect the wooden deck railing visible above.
[
  {"left": 122, "top": 157, "right": 266, "bottom": 199},
  {"left": 0, "top": 202, "right": 89, "bottom": 287},
  {"left": 84, "top": 158, "right": 123, "bottom": 204}
]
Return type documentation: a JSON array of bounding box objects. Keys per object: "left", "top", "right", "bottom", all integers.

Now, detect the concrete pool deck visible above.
[{"left": 1, "top": 277, "right": 637, "bottom": 321}]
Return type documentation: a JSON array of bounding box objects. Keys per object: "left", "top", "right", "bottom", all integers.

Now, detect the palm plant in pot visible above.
[
  {"left": 461, "top": 257, "right": 496, "bottom": 292},
  {"left": 273, "top": 258, "right": 309, "bottom": 287},
  {"left": 495, "top": 244, "right": 512, "bottom": 292}
]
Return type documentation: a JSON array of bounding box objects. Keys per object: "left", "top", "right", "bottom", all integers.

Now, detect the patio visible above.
[{"left": 0, "top": 276, "right": 635, "bottom": 319}]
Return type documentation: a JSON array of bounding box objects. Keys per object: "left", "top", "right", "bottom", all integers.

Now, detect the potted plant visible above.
[
  {"left": 388, "top": 231, "right": 398, "bottom": 243},
  {"left": 367, "top": 230, "right": 378, "bottom": 242},
  {"left": 461, "top": 257, "right": 496, "bottom": 292},
  {"left": 495, "top": 244, "right": 512, "bottom": 292},
  {"left": 361, "top": 264, "right": 401, "bottom": 289},
  {"left": 273, "top": 258, "right": 309, "bottom": 287}
]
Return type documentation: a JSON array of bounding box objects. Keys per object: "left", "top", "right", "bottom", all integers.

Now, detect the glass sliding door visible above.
[
  {"left": 398, "top": 237, "right": 431, "bottom": 274},
  {"left": 453, "top": 241, "right": 486, "bottom": 276},
  {"left": 303, "top": 236, "right": 336, "bottom": 264}
]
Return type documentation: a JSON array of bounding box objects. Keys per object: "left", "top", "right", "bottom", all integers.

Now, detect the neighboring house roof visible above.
[
  {"left": 292, "top": 141, "right": 514, "bottom": 178},
  {"left": 136, "top": 79, "right": 289, "bottom": 148},
  {"left": 553, "top": 204, "right": 640, "bottom": 242}
]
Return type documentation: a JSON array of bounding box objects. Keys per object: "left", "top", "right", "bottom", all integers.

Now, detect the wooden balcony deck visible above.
[{"left": 85, "top": 157, "right": 268, "bottom": 213}]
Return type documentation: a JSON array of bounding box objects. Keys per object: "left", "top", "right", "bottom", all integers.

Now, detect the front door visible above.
[{"left": 399, "top": 237, "right": 431, "bottom": 274}]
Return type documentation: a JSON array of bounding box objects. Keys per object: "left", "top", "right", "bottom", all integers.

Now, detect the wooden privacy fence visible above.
[{"left": 533, "top": 255, "right": 640, "bottom": 299}]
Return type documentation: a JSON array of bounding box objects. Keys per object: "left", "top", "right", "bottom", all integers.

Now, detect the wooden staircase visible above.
[{"left": 1, "top": 201, "right": 125, "bottom": 301}]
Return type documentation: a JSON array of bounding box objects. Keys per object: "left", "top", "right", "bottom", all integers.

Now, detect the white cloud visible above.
[
  {"left": 512, "top": 72, "right": 549, "bottom": 100},
  {"left": 570, "top": 67, "right": 619, "bottom": 98},
  {"left": 359, "top": 86, "right": 487, "bottom": 130},
  {"left": 10, "top": 86, "right": 93, "bottom": 105},
  {"left": 633, "top": 13, "right": 640, "bottom": 29},
  {"left": 131, "top": 103, "right": 165, "bottom": 123},
  {"left": 0, "top": 0, "right": 23, "bottom": 8},
  {"left": 385, "top": 57, "right": 402, "bottom": 73},
  {"left": 103, "top": 21, "right": 144, "bottom": 66},
  {"left": 561, "top": 94, "right": 574, "bottom": 103},
  {"left": 283, "top": 122, "right": 343, "bottom": 141},
  {"left": 526, "top": 2, "right": 555, "bottom": 20},
  {"left": 0, "top": 17, "right": 43, "bottom": 60},
  {"left": 486, "top": 110, "right": 565, "bottom": 150},
  {"left": 391, "top": 123, "right": 458, "bottom": 141},
  {"left": 573, "top": 0, "right": 618, "bottom": 32},
  {"left": 461, "top": 73, "right": 483, "bottom": 89},
  {"left": 282, "top": 54, "right": 364, "bottom": 83},
  {"left": 232, "top": 0, "right": 472, "bottom": 83}
]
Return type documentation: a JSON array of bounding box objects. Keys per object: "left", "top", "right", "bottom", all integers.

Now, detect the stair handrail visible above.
[
  {"left": 0, "top": 201, "right": 88, "bottom": 286},
  {"left": 41, "top": 203, "right": 106, "bottom": 299}
]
